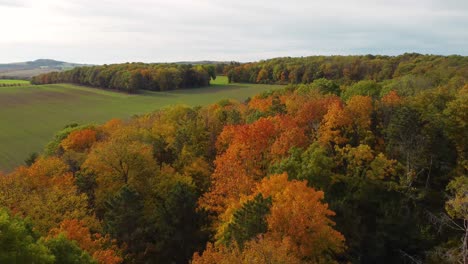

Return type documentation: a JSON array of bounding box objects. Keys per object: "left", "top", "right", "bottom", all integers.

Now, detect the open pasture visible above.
[{"left": 0, "top": 79, "right": 30, "bottom": 85}]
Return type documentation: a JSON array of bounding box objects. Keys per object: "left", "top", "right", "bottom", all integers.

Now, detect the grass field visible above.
[
  {"left": 0, "top": 76, "right": 283, "bottom": 171},
  {"left": 0, "top": 79, "right": 30, "bottom": 85}
]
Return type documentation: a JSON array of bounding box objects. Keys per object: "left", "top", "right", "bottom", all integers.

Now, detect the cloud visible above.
[
  {"left": 0, "top": 0, "right": 467, "bottom": 64},
  {"left": 0, "top": 0, "right": 26, "bottom": 7}
]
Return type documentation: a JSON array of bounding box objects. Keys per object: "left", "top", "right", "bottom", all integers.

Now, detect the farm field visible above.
[
  {"left": 0, "top": 76, "right": 283, "bottom": 171},
  {"left": 0, "top": 79, "right": 30, "bottom": 85}
]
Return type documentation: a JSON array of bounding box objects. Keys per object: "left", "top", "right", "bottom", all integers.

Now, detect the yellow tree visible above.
[
  {"left": 443, "top": 85, "right": 468, "bottom": 169},
  {"left": 192, "top": 237, "right": 302, "bottom": 264},
  {"left": 345, "top": 95, "right": 374, "bottom": 145},
  {"left": 0, "top": 157, "right": 94, "bottom": 234},
  {"left": 204, "top": 174, "right": 345, "bottom": 262},
  {"left": 61, "top": 128, "right": 98, "bottom": 152},
  {"left": 256, "top": 69, "right": 269, "bottom": 84},
  {"left": 255, "top": 174, "right": 345, "bottom": 260},
  {"left": 444, "top": 177, "right": 468, "bottom": 264},
  {"left": 318, "top": 101, "right": 352, "bottom": 147},
  {"left": 82, "top": 133, "right": 157, "bottom": 210},
  {"left": 248, "top": 95, "right": 273, "bottom": 112}
]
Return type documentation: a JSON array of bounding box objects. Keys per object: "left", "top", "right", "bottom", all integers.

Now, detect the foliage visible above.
[
  {"left": 192, "top": 237, "right": 302, "bottom": 264},
  {"left": 446, "top": 176, "right": 468, "bottom": 220},
  {"left": 44, "top": 234, "right": 96, "bottom": 264},
  {"left": 226, "top": 54, "right": 468, "bottom": 87},
  {"left": 0, "top": 208, "right": 54, "bottom": 263},
  {"left": 198, "top": 174, "right": 344, "bottom": 262},
  {"left": 342, "top": 80, "right": 382, "bottom": 100},
  {"left": 32, "top": 63, "right": 214, "bottom": 93},
  {"left": 0, "top": 157, "right": 94, "bottom": 234},
  {"left": 254, "top": 174, "right": 345, "bottom": 260},
  {"left": 48, "top": 219, "right": 122, "bottom": 264},
  {"left": 218, "top": 194, "right": 272, "bottom": 247},
  {"left": 270, "top": 143, "right": 334, "bottom": 190},
  {"left": 1, "top": 55, "right": 467, "bottom": 263}
]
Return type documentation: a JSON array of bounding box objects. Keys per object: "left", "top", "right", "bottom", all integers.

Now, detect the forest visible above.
[
  {"left": 224, "top": 53, "right": 468, "bottom": 88},
  {"left": 31, "top": 63, "right": 217, "bottom": 93},
  {"left": 0, "top": 54, "right": 467, "bottom": 263}
]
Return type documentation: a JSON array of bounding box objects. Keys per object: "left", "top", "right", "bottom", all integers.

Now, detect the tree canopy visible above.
[{"left": 1, "top": 54, "right": 467, "bottom": 263}]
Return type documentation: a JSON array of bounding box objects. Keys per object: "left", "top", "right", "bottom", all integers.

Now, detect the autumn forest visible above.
[{"left": 0, "top": 53, "right": 467, "bottom": 264}]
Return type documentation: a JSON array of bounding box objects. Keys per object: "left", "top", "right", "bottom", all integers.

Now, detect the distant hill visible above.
[
  {"left": 174, "top": 60, "right": 233, "bottom": 65},
  {"left": 0, "top": 59, "right": 86, "bottom": 79}
]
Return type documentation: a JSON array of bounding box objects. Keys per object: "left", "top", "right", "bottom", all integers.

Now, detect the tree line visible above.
[
  {"left": 223, "top": 53, "right": 468, "bottom": 88},
  {"left": 0, "top": 83, "right": 29, "bottom": 87},
  {"left": 31, "top": 63, "right": 217, "bottom": 93},
  {"left": 0, "top": 55, "right": 466, "bottom": 263}
]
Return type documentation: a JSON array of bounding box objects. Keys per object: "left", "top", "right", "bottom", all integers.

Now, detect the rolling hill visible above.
[{"left": 0, "top": 59, "right": 85, "bottom": 79}]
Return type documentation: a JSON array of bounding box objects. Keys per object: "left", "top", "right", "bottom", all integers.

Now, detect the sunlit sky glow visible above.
[{"left": 1, "top": 0, "right": 467, "bottom": 64}]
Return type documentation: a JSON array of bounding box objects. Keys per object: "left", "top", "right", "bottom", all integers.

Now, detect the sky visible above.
[{"left": 1, "top": 0, "right": 467, "bottom": 64}]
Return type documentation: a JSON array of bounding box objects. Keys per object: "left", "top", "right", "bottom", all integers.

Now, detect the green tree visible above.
[
  {"left": 103, "top": 186, "right": 145, "bottom": 256},
  {"left": 203, "top": 65, "right": 217, "bottom": 80},
  {"left": 443, "top": 86, "right": 468, "bottom": 167},
  {"left": 0, "top": 208, "right": 54, "bottom": 264},
  {"left": 311, "top": 78, "right": 340, "bottom": 95},
  {"left": 271, "top": 143, "right": 334, "bottom": 190},
  {"left": 44, "top": 234, "right": 96, "bottom": 264},
  {"left": 25, "top": 152, "right": 39, "bottom": 166},
  {"left": 129, "top": 71, "right": 145, "bottom": 92},
  {"left": 219, "top": 194, "right": 272, "bottom": 247},
  {"left": 385, "top": 106, "right": 427, "bottom": 178},
  {"left": 150, "top": 181, "right": 208, "bottom": 263},
  {"left": 342, "top": 80, "right": 382, "bottom": 100},
  {"left": 444, "top": 177, "right": 468, "bottom": 264}
]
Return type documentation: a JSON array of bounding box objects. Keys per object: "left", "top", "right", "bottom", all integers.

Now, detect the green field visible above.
[
  {"left": 0, "top": 79, "right": 30, "bottom": 85},
  {"left": 0, "top": 76, "right": 283, "bottom": 171}
]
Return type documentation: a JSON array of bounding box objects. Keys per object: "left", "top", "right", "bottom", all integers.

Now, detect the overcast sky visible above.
[{"left": 1, "top": 0, "right": 467, "bottom": 64}]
